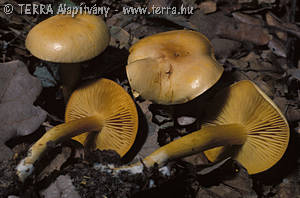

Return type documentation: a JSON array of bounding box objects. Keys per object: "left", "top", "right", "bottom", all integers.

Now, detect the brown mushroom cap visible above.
[
  {"left": 204, "top": 80, "right": 289, "bottom": 174},
  {"left": 26, "top": 14, "right": 110, "bottom": 63},
  {"left": 126, "top": 30, "right": 224, "bottom": 105},
  {"left": 65, "top": 78, "right": 138, "bottom": 157}
]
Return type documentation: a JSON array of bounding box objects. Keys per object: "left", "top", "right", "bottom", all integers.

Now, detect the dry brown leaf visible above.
[
  {"left": 133, "top": 100, "right": 160, "bottom": 161},
  {"left": 273, "top": 97, "right": 300, "bottom": 122},
  {"left": 268, "top": 37, "right": 287, "bottom": 58},
  {"left": 37, "top": 147, "right": 72, "bottom": 181},
  {"left": 265, "top": 12, "right": 287, "bottom": 41},
  {"left": 150, "top": 14, "right": 197, "bottom": 30},
  {"left": 0, "top": 60, "right": 47, "bottom": 160},
  {"left": 206, "top": 164, "right": 256, "bottom": 197},
  {"left": 109, "top": 26, "right": 138, "bottom": 49},
  {"left": 211, "top": 38, "right": 241, "bottom": 59},
  {"left": 229, "top": 51, "right": 278, "bottom": 72},
  {"left": 254, "top": 79, "right": 275, "bottom": 98},
  {"left": 198, "top": 158, "right": 232, "bottom": 175},
  {"left": 286, "top": 107, "right": 300, "bottom": 122},
  {"left": 190, "top": 10, "right": 270, "bottom": 45},
  {"left": 190, "top": 11, "right": 224, "bottom": 39},
  {"left": 198, "top": 1, "right": 217, "bottom": 14},
  {"left": 183, "top": 153, "right": 208, "bottom": 166},
  {"left": 265, "top": 12, "right": 300, "bottom": 39},
  {"left": 196, "top": 161, "right": 257, "bottom": 198},
  {"left": 106, "top": 12, "right": 134, "bottom": 28},
  {"left": 40, "top": 175, "right": 80, "bottom": 198},
  {"left": 287, "top": 69, "right": 300, "bottom": 81},
  {"left": 217, "top": 21, "right": 270, "bottom": 45},
  {"left": 232, "top": 12, "right": 263, "bottom": 26},
  {"left": 147, "top": 0, "right": 173, "bottom": 12},
  {"left": 273, "top": 173, "right": 300, "bottom": 197},
  {"left": 258, "top": 0, "right": 275, "bottom": 4},
  {"left": 238, "top": 0, "right": 254, "bottom": 3}
]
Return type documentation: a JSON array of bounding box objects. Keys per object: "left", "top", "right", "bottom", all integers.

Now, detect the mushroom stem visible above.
[
  {"left": 115, "top": 124, "right": 247, "bottom": 173},
  {"left": 16, "top": 115, "right": 104, "bottom": 182},
  {"left": 59, "top": 63, "right": 81, "bottom": 102}
]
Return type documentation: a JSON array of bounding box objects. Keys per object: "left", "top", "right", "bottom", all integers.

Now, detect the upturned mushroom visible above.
[
  {"left": 16, "top": 78, "right": 138, "bottom": 182},
  {"left": 26, "top": 14, "right": 110, "bottom": 101},
  {"left": 126, "top": 30, "right": 224, "bottom": 105},
  {"left": 114, "top": 80, "right": 289, "bottom": 175}
]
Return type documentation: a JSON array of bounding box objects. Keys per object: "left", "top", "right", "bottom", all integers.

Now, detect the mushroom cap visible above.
[
  {"left": 204, "top": 80, "right": 289, "bottom": 174},
  {"left": 65, "top": 78, "right": 138, "bottom": 157},
  {"left": 26, "top": 14, "right": 110, "bottom": 63},
  {"left": 126, "top": 30, "right": 224, "bottom": 105}
]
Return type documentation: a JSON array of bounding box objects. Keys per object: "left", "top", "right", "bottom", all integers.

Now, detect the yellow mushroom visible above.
[
  {"left": 16, "top": 78, "right": 138, "bottom": 182},
  {"left": 126, "top": 30, "right": 224, "bottom": 105},
  {"left": 115, "top": 80, "right": 289, "bottom": 175},
  {"left": 26, "top": 14, "right": 110, "bottom": 101}
]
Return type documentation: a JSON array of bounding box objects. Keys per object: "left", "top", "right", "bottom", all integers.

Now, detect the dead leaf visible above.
[
  {"left": 265, "top": 12, "right": 300, "bottom": 39},
  {"left": 198, "top": 1, "right": 217, "bottom": 14},
  {"left": 182, "top": 0, "right": 197, "bottom": 8},
  {"left": 229, "top": 51, "right": 278, "bottom": 73},
  {"left": 254, "top": 78, "right": 275, "bottom": 98},
  {"left": 133, "top": 100, "right": 160, "bottom": 161},
  {"left": 217, "top": 21, "right": 270, "bottom": 46},
  {"left": 38, "top": 147, "right": 72, "bottom": 181},
  {"left": 153, "top": 114, "right": 172, "bottom": 125},
  {"left": 227, "top": 58, "right": 249, "bottom": 69},
  {"left": 238, "top": 0, "right": 254, "bottom": 3},
  {"left": 197, "top": 158, "right": 232, "bottom": 175},
  {"left": 124, "top": 22, "right": 166, "bottom": 39},
  {"left": 0, "top": 60, "right": 47, "bottom": 160},
  {"left": 219, "top": 1, "right": 243, "bottom": 14},
  {"left": 232, "top": 12, "right": 263, "bottom": 26},
  {"left": 287, "top": 69, "right": 300, "bottom": 81},
  {"left": 245, "top": 71, "right": 259, "bottom": 80},
  {"left": 211, "top": 38, "right": 241, "bottom": 59},
  {"left": 268, "top": 37, "right": 287, "bottom": 58},
  {"left": 33, "top": 63, "right": 60, "bottom": 88},
  {"left": 40, "top": 175, "right": 81, "bottom": 198},
  {"left": 286, "top": 107, "right": 300, "bottom": 122},
  {"left": 273, "top": 97, "right": 300, "bottom": 122},
  {"left": 177, "top": 116, "right": 197, "bottom": 126},
  {"left": 147, "top": 0, "right": 173, "bottom": 12},
  {"left": 14, "top": 48, "right": 29, "bottom": 57},
  {"left": 198, "top": 162, "right": 257, "bottom": 198},
  {"left": 183, "top": 152, "right": 208, "bottom": 166},
  {"left": 273, "top": 173, "right": 300, "bottom": 197},
  {"left": 190, "top": 11, "right": 224, "bottom": 39},
  {"left": 109, "top": 26, "right": 138, "bottom": 49},
  {"left": 106, "top": 12, "right": 134, "bottom": 28},
  {"left": 190, "top": 10, "right": 270, "bottom": 45},
  {"left": 258, "top": 0, "right": 275, "bottom": 4},
  {"left": 149, "top": 14, "right": 197, "bottom": 30},
  {"left": 265, "top": 12, "right": 287, "bottom": 41},
  {"left": 273, "top": 97, "right": 288, "bottom": 113}
]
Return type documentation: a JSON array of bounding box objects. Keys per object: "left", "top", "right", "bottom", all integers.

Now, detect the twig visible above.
[
  {"left": 286, "top": 0, "right": 297, "bottom": 68},
  {"left": 234, "top": 68, "right": 283, "bottom": 74}
]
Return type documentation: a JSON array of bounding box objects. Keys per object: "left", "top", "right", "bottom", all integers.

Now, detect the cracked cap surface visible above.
[{"left": 126, "top": 30, "right": 223, "bottom": 105}]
